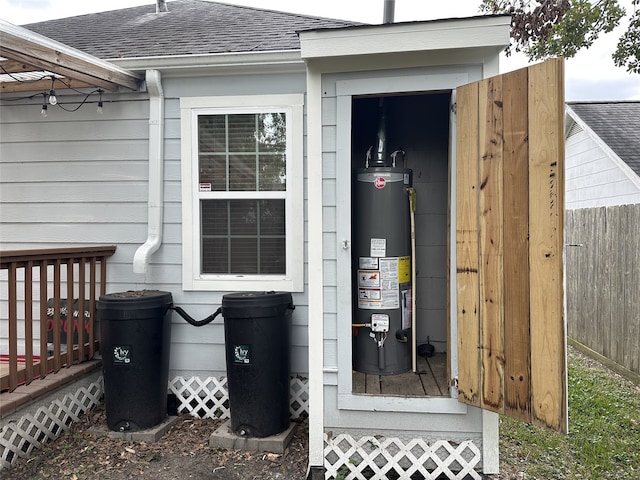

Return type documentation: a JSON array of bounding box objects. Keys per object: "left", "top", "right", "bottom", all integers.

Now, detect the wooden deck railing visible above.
[{"left": 0, "top": 246, "right": 116, "bottom": 392}]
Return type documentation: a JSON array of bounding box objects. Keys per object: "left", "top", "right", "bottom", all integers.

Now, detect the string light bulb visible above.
[
  {"left": 97, "top": 89, "right": 104, "bottom": 114},
  {"left": 41, "top": 103, "right": 48, "bottom": 117},
  {"left": 48, "top": 78, "right": 57, "bottom": 105}
]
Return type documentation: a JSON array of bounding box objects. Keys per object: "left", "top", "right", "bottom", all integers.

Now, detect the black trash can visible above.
[
  {"left": 221, "top": 291, "right": 294, "bottom": 438},
  {"left": 97, "top": 290, "right": 172, "bottom": 432}
]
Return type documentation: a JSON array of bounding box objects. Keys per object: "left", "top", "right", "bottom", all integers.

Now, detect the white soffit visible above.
[{"left": 299, "top": 15, "right": 511, "bottom": 60}]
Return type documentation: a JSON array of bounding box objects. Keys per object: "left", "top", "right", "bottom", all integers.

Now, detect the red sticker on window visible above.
[{"left": 374, "top": 177, "right": 386, "bottom": 189}]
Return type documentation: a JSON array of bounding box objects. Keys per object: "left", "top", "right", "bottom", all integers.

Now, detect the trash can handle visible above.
[{"left": 170, "top": 304, "right": 222, "bottom": 327}]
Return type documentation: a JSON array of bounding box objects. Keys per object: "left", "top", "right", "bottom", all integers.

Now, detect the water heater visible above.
[{"left": 352, "top": 156, "right": 413, "bottom": 375}]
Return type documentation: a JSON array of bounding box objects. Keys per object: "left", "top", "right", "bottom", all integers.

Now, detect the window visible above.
[{"left": 181, "top": 94, "right": 304, "bottom": 291}]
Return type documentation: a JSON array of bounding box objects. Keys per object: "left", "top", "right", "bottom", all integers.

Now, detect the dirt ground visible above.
[
  {"left": 6, "top": 345, "right": 630, "bottom": 479},
  {"left": 3, "top": 401, "right": 522, "bottom": 480},
  {"left": 3, "top": 406, "right": 309, "bottom": 480}
]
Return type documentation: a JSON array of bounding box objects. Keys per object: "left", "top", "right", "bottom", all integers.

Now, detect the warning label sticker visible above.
[
  {"left": 370, "top": 238, "right": 386, "bottom": 257},
  {"left": 357, "top": 257, "right": 401, "bottom": 309},
  {"left": 398, "top": 256, "right": 411, "bottom": 284},
  {"left": 401, "top": 289, "right": 412, "bottom": 330},
  {"left": 358, "top": 288, "right": 381, "bottom": 301},
  {"left": 358, "top": 270, "right": 380, "bottom": 288},
  {"left": 359, "top": 257, "right": 378, "bottom": 270}
]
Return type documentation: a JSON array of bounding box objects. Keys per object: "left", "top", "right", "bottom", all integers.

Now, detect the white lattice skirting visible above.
[
  {"left": 1, "top": 379, "right": 103, "bottom": 470},
  {"left": 168, "top": 376, "right": 309, "bottom": 420},
  {"left": 324, "top": 433, "right": 482, "bottom": 480}
]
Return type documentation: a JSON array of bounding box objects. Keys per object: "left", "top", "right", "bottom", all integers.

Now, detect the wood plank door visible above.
[{"left": 455, "top": 58, "right": 567, "bottom": 432}]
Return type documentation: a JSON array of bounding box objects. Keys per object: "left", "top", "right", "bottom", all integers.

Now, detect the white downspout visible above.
[{"left": 133, "top": 69, "right": 164, "bottom": 274}]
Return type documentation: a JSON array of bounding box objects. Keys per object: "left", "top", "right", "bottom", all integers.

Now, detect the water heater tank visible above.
[{"left": 352, "top": 165, "right": 412, "bottom": 375}]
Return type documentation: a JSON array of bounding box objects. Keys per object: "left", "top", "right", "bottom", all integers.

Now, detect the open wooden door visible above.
[{"left": 455, "top": 58, "right": 567, "bottom": 432}]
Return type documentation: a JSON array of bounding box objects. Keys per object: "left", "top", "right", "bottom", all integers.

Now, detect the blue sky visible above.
[{"left": 2, "top": 0, "right": 638, "bottom": 100}]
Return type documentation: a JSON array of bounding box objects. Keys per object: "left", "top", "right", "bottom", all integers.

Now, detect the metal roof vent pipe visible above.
[
  {"left": 156, "top": 0, "right": 168, "bottom": 13},
  {"left": 383, "top": 0, "right": 395, "bottom": 23}
]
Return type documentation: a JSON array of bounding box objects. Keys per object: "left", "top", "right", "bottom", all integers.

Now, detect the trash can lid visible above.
[
  {"left": 221, "top": 291, "right": 292, "bottom": 309},
  {"left": 97, "top": 290, "right": 172, "bottom": 309}
]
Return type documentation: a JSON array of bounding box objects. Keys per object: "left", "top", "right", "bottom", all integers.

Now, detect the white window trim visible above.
[{"left": 180, "top": 94, "right": 304, "bottom": 292}]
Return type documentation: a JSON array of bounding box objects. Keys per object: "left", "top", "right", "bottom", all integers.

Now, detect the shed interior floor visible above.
[{"left": 352, "top": 352, "right": 448, "bottom": 396}]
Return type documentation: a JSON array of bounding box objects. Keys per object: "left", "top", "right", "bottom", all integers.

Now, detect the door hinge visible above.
[
  {"left": 451, "top": 102, "right": 457, "bottom": 114},
  {"left": 450, "top": 377, "right": 459, "bottom": 398}
]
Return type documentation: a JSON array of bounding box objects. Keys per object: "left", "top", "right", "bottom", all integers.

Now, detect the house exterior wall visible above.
[
  {"left": 0, "top": 70, "right": 310, "bottom": 379},
  {"left": 565, "top": 126, "right": 640, "bottom": 209},
  {"left": 0, "top": 91, "right": 153, "bottom": 356}
]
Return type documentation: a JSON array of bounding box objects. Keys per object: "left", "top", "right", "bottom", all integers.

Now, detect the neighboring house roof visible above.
[
  {"left": 21, "top": 0, "right": 362, "bottom": 59},
  {"left": 566, "top": 101, "right": 640, "bottom": 177}
]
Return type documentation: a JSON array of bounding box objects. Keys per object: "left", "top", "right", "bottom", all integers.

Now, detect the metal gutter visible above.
[
  {"left": 109, "top": 50, "right": 305, "bottom": 74},
  {"left": 133, "top": 69, "right": 164, "bottom": 274}
]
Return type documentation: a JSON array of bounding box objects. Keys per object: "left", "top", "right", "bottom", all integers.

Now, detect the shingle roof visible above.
[
  {"left": 568, "top": 101, "right": 640, "bottom": 177},
  {"left": 21, "top": 0, "right": 362, "bottom": 59}
]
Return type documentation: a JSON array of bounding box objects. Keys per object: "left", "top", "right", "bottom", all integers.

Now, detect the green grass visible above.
[{"left": 499, "top": 348, "right": 640, "bottom": 479}]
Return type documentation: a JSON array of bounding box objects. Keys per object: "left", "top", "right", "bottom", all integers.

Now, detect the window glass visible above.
[
  {"left": 198, "top": 113, "right": 287, "bottom": 192},
  {"left": 200, "top": 198, "right": 285, "bottom": 274}
]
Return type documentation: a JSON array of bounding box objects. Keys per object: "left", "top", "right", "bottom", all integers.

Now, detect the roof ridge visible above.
[
  {"left": 22, "top": 3, "right": 153, "bottom": 26},
  {"left": 210, "top": 0, "right": 364, "bottom": 24},
  {"left": 22, "top": 0, "right": 362, "bottom": 28},
  {"left": 21, "top": 0, "right": 363, "bottom": 59}
]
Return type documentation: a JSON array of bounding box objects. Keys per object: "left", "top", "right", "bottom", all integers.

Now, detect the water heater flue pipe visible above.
[
  {"left": 383, "top": 0, "right": 395, "bottom": 23},
  {"left": 133, "top": 70, "right": 164, "bottom": 274}
]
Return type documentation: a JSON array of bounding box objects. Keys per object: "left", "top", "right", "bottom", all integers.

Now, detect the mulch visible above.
[{"left": 2, "top": 403, "right": 309, "bottom": 480}]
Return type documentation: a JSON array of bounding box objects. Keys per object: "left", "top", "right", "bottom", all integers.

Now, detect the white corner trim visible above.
[
  {"left": 305, "top": 64, "right": 325, "bottom": 470},
  {"left": 482, "top": 409, "right": 500, "bottom": 474}
]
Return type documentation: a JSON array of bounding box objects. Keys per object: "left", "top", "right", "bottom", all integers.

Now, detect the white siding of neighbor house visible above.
[
  {"left": 0, "top": 71, "right": 310, "bottom": 379},
  {"left": 565, "top": 125, "right": 640, "bottom": 209}
]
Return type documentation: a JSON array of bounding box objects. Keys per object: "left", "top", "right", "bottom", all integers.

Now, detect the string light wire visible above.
[{"left": 0, "top": 71, "right": 107, "bottom": 114}]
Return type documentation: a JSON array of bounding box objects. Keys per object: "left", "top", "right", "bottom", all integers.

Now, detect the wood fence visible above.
[{"left": 565, "top": 204, "right": 640, "bottom": 376}]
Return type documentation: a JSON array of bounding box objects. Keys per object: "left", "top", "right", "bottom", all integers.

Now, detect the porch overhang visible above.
[{"left": 0, "top": 19, "right": 142, "bottom": 94}]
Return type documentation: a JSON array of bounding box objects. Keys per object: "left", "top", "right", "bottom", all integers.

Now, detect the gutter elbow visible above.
[{"left": 133, "top": 238, "right": 159, "bottom": 274}]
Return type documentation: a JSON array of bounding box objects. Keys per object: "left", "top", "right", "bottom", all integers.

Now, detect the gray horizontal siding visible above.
[{"left": 0, "top": 72, "right": 310, "bottom": 377}]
